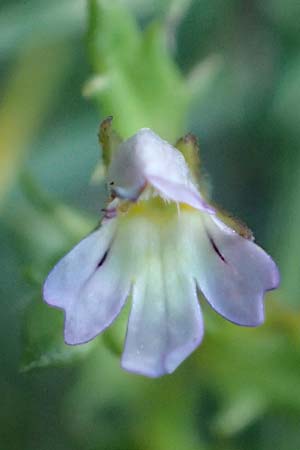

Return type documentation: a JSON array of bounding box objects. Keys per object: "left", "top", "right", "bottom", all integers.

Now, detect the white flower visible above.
[{"left": 43, "top": 129, "right": 280, "bottom": 377}]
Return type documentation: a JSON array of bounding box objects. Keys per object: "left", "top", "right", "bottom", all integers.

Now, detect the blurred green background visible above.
[{"left": 1, "top": 0, "right": 300, "bottom": 449}]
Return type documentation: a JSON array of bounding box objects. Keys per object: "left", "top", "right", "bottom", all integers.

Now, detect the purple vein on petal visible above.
[
  {"left": 97, "top": 249, "right": 109, "bottom": 268},
  {"left": 206, "top": 231, "right": 227, "bottom": 264}
]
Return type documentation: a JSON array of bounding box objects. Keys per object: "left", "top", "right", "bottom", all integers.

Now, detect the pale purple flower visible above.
[{"left": 43, "top": 129, "right": 280, "bottom": 377}]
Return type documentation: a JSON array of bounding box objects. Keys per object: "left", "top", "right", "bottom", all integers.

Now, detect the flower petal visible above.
[
  {"left": 108, "top": 128, "right": 212, "bottom": 212},
  {"left": 121, "top": 227, "right": 204, "bottom": 377},
  {"left": 146, "top": 174, "right": 214, "bottom": 213},
  {"left": 43, "top": 221, "right": 116, "bottom": 309},
  {"left": 43, "top": 220, "right": 132, "bottom": 344},
  {"left": 194, "top": 215, "right": 280, "bottom": 326}
]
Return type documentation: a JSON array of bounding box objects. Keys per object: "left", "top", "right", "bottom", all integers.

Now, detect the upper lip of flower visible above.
[
  {"left": 108, "top": 128, "right": 215, "bottom": 214},
  {"left": 43, "top": 128, "right": 280, "bottom": 378}
]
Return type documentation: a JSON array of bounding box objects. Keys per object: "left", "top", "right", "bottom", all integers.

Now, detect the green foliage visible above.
[
  {"left": 86, "top": 0, "right": 187, "bottom": 141},
  {"left": 21, "top": 297, "right": 96, "bottom": 372},
  {"left": 0, "top": 0, "right": 300, "bottom": 449}
]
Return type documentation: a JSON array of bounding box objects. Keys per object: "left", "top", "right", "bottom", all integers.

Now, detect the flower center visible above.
[{"left": 119, "top": 197, "right": 196, "bottom": 225}]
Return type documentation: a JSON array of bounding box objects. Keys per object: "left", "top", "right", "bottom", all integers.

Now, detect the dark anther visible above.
[{"left": 109, "top": 181, "right": 115, "bottom": 186}]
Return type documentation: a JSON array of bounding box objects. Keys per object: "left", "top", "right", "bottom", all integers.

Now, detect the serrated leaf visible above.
[{"left": 21, "top": 297, "right": 96, "bottom": 372}]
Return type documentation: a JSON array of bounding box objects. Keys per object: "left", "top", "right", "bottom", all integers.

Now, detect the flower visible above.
[{"left": 43, "top": 128, "right": 280, "bottom": 377}]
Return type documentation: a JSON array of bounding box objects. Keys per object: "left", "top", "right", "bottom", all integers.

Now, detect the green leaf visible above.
[
  {"left": 97, "top": 116, "right": 122, "bottom": 168},
  {"left": 87, "top": 0, "right": 187, "bottom": 141},
  {"left": 197, "top": 304, "right": 300, "bottom": 415},
  {"left": 212, "top": 390, "right": 267, "bottom": 436},
  {"left": 21, "top": 297, "right": 96, "bottom": 372},
  {"left": 101, "top": 299, "right": 131, "bottom": 357}
]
